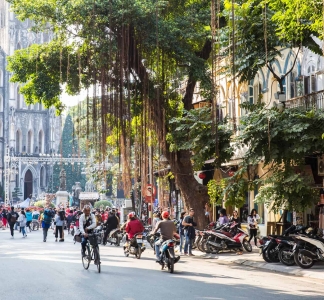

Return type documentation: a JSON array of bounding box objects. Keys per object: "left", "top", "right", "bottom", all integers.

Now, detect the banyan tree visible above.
[{"left": 7, "top": 0, "right": 231, "bottom": 227}]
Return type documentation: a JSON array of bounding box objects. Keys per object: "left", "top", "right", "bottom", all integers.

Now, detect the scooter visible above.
[
  {"left": 293, "top": 228, "right": 324, "bottom": 269},
  {"left": 103, "top": 228, "right": 122, "bottom": 246},
  {"left": 124, "top": 233, "right": 146, "bottom": 259},
  {"left": 158, "top": 238, "right": 179, "bottom": 274}
]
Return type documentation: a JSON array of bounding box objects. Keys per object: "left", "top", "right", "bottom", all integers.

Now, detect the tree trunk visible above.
[{"left": 166, "top": 150, "right": 208, "bottom": 229}]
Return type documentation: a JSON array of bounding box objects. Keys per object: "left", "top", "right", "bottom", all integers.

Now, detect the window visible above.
[
  {"left": 40, "top": 166, "right": 46, "bottom": 188},
  {"left": 290, "top": 72, "right": 297, "bottom": 99},
  {"left": 27, "top": 130, "right": 33, "bottom": 153},
  {"left": 38, "top": 130, "right": 44, "bottom": 154},
  {"left": 16, "top": 130, "right": 22, "bottom": 152}
]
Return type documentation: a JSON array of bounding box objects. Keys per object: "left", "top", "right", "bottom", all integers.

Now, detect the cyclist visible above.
[{"left": 79, "top": 205, "right": 97, "bottom": 259}]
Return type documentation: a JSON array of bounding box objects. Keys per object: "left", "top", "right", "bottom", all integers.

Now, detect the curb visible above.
[{"left": 192, "top": 252, "right": 324, "bottom": 280}]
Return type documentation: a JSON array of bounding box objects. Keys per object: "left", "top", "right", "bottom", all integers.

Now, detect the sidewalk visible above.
[{"left": 192, "top": 248, "right": 324, "bottom": 280}]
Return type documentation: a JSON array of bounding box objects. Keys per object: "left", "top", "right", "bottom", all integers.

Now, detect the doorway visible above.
[{"left": 24, "top": 169, "right": 33, "bottom": 199}]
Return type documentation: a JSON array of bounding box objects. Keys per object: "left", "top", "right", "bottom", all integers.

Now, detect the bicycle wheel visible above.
[
  {"left": 82, "top": 245, "right": 91, "bottom": 270},
  {"left": 94, "top": 246, "right": 101, "bottom": 273}
]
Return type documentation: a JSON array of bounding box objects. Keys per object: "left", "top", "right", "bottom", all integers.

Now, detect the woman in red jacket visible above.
[{"left": 125, "top": 212, "right": 144, "bottom": 239}]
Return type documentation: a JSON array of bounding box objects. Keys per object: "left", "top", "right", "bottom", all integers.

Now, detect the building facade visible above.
[{"left": 0, "top": 1, "right": 61, "bottom": 202}]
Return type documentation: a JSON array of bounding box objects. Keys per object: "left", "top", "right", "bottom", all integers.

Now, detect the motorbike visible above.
[
  {"left": 124, "top": 232, "right": 146, "bottom": 259},
  {"left": 103, "top": 227, "right": 122, "bottom": 246},
  {"left": 293, "top": 228, "right": 324, "bottom": 269},
  {"left": 206, "top": 222, "right": 251, "bottom": 253},
  {"left": 157, "top": 238, "right": 179, "bottom": 273},
  {"left": 259, "top": 225, "right": 308, "bottom": 264}
]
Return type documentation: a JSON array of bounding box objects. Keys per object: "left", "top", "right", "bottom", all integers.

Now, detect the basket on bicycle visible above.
[{"left": 88, "top": 234, "right": 98, "bottom": 246}]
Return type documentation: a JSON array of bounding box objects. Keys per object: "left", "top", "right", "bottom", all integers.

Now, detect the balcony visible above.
[{"left": 285, "top": 90, "right": 324, "bottom": 110}]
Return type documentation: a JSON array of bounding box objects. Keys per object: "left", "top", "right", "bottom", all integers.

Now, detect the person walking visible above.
[
  {"left": 66, "top": 210, "right": 74, "bottom": 234},
  {"left": 248, "top": 209, "right": 260, "bottom": 247},
  {"left": 1, "top": 208, "right": 8, "bottom": 230},
  {"left": 55, "top": 210, "right": 65, "bottom": 242},
  {"left": 182, "top": 208, "right": 196, "bottom": 256},
  {"left": 178, "top": 211, "right": 186, "bottom": 255},
  {"left": 41, "top": 207, "right": 54, "bottom": 242},
  {"left": 7, "top": 207, "right": 19, "bottom": 238},
  {"left": 18, "top": 210, "right": 27, "bottom": 238},
  {"left": 25, "top": 209, "right": 33, "bottom": 232}
]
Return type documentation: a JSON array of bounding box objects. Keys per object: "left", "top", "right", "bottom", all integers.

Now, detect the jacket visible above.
[
  {"left": 26, "top": 212, "right": 33, "bottom": 222},
  {"left": 79, "top": 213, "right": 97, "bottom": 234},
  {"left": 125, "top": 219, "right": 144, "bottom": 239},
  {"left": 18, "top": 214, "right": 27, "bottom": 227}
]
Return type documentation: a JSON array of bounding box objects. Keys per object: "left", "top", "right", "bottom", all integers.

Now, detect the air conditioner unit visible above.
[{"left": 318, "top": 156, "right": 324, "bottom": 176}]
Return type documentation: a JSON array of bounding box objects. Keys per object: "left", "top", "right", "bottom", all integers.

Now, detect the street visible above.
[{"left": 1, "top": 229, "right": 324, "bottom": 300}]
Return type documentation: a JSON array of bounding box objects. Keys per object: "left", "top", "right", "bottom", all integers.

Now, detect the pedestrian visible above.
[
  {"left": 182, "top": 208, "right": 197, "bottom": 256},
  {"left": 218, "top": 208, "right": 229, "bottom": 225},
  {"left": 66, "top": 210, "right": 74, "bottom": 234},
  {"left": 55, "top": 210, "right": 65, "bottom": 242},
  {"left": 1, "top": 208, "right": 8, "bottom": 230},
  {"left": 25, "top": 209, "right": 33, "bottom": 232},
  {"left": 152, "top": 212, "right": 161, "bottom": 228},
  {"left": 18, "top": 210, "right": 27, "bottom": 238},
  {"left": 178, "top": 211, "right": 186, "bottom": 255},
  {"left": 7, "top": 207, "right": 19, "bottom": 238},
  {"left": 230, "top": 210, "right": 241, "bottom": 228},
  {"left": 41, "top": 206, "right": 54, "bottom": 242},
  {"left": 248, "top": 209, "right": 260, "bottom": 247}
]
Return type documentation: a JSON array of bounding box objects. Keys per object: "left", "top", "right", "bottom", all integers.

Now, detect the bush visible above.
[
  {"left": 34, "top": 200, "right": 55, "bottom": 208},
  {"left": 94, "top": 200, "right": 112, "bottom": 209}
]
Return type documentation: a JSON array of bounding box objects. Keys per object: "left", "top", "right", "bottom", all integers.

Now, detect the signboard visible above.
[{"left": 144, "top": 184, "right": 156, "bottom": 203}]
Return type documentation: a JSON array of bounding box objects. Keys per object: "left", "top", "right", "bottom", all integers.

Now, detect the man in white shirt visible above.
[{"left": 79, "top": 205, "right": 97, "bottom": 257}]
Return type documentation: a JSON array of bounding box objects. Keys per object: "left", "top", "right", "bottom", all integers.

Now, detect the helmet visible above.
[
  {"left": 162, "top": 211, "right": 169, "bottom": 219},
  {"left": 128, "top": 212, "right": 135, "bottom": 218}
]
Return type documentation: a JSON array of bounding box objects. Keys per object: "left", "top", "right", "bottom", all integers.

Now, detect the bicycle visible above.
[{"left": 82, "top": 233, "right": 101, "bottom": 273}]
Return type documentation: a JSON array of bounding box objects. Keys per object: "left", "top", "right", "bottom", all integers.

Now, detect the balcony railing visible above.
[{"left": 285, "top": 90, "right": 324, "bottom": 110}]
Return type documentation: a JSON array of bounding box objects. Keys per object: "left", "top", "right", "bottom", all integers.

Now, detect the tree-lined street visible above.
[{"left": 1, "top": 230, "right": 324, "bottom": 300}]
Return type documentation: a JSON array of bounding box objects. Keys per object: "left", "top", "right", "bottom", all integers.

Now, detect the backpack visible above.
[
  {"left": 9, "top": 212, "right": 17, "bottom": 223},
  {"left": 43, "top": 210, "right": 53, "bottom": 224}
]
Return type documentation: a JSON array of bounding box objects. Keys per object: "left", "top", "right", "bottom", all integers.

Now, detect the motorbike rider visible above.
[
  {"left": 151, "top": 211, "right": 180, "bottom": 263},
  {"left": 79, "top": 205, "right": 97, "bottom": 257},
  {"left": 103, "top": 208, "right": 120, "bottom": 245},
  {"left": 125, "top": 212, "right": 144, "bottom": 247}
]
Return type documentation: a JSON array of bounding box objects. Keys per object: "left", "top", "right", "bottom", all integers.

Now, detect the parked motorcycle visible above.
[
  {"left": 124, "top": 233, "right": 146, "bottom": 259},
  {"left": 260, "top": 225, "right": 308, "bottom": 264},
  {"left": 206, "top": 222, "right": 251, "bottom": 253},
  {"left": 293, "top": 228, "right": 324, "bottom": 269}
]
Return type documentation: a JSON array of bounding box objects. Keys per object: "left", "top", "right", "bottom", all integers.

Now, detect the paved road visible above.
[{"left": 1, "top": 229, "right": 324, "bottom": 300}]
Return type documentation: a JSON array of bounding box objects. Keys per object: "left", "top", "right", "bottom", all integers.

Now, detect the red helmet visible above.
[{"left": 162, "top": 211, "right": 169, "bottom": 219}]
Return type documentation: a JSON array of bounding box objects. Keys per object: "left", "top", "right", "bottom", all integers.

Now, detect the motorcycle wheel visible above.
[
  {"left": 202, "top": 239, "right": 211, "bottom": 254},
  {"left": 266, "top": 244, "right": 280, "bottom": 263},
  {"left": 294, "top": 251, "right": 314, "bottom": 269},
  {"left": 136, "top": 248, "right": 142, "bottom": 259},
  {"left": 168, "top": 258, "right": 174, "bottom": 274},
  {"left": 278, "top": 247, "right": 295, "bottom": 266},
  {"left": 206, "top": 242, "right": 219, "bottom": 254},
  {"left": 196, "top": 237, "right": 203, "bottom": 252},
  {"left": 262, "top": 250, "right": 273, "bottom": 263},
  {"left": 243, "top": 240, "right": 252, "bottom": 252}
]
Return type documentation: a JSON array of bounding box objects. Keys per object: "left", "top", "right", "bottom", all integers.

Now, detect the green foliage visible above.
[
  {"left": 34, "top": 200, "right": 55, "bottom": 208},
  {"left": 94, "top": 200, "right": 112, "bottom": 209},
  {"left": 235, "top": 104, "right": 324, "bottom": 211},
  {"left": 167, "top": 106, "right": 233, "bottom": 169},
  {"left": 207, "top": 179, "right": 225, "bottom": 205}
]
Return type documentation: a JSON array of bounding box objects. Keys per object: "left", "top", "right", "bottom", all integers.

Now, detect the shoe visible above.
[
  {"left": 155, "top": 259, "right": 163, "bottom": 265},
  {"left": 174, "top": 256, "right": 180, "bottom": 263},
  {"left": 25, "top": 235, "right": 27, "bottom": 238},
  {"left": 43, "top": 239, "right": 46, "bottom": 242},
  {"left": 189, "top": 253, "right": 195, "bottom": 256},
  {"left": 55, "top": 239, "right": 57, "bottom": 242},
  {"left": 184, "top": 253, "right": 188, "bottom": 256},
  {"left": 59, "top": 239, "right": 64, "bottom": 242}
]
